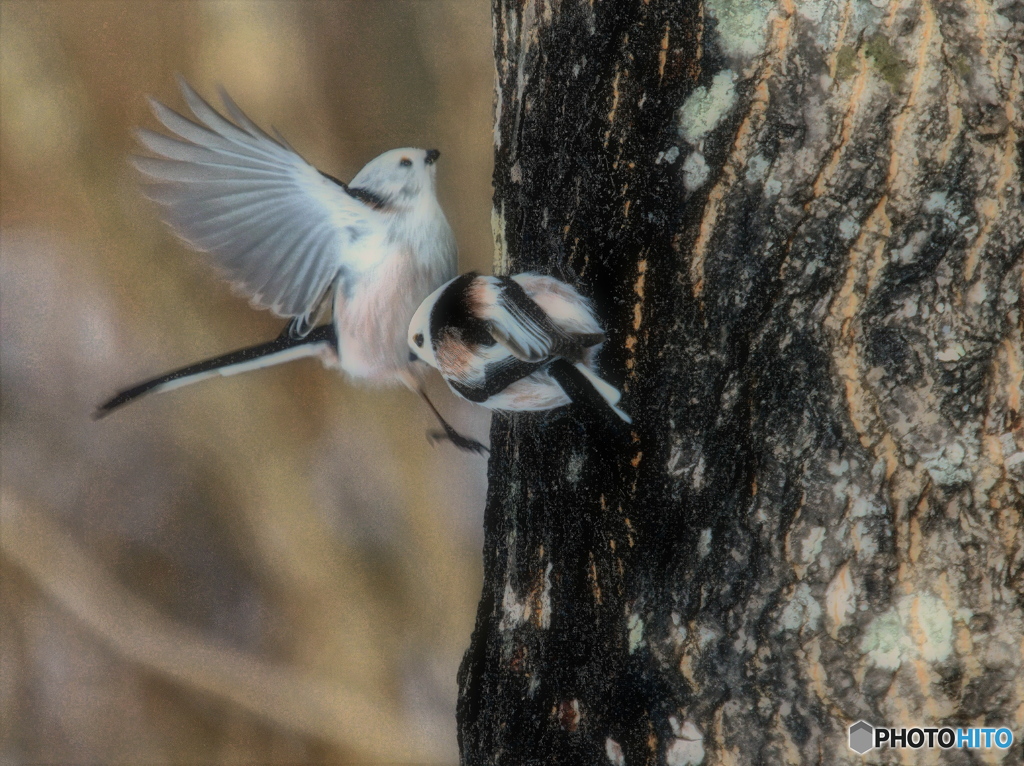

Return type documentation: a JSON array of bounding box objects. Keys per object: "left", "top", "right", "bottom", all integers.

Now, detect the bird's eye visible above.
[
  {"left": 400, "top": 157, "right": 413, "bottom": 167},
  {"left": 414, "top": 333, "right": 424, "bottom": 347}
]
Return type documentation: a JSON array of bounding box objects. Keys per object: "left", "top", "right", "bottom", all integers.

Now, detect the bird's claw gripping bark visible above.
[{"left": 427, "top": 428, "right": 489, "bottom": 455}]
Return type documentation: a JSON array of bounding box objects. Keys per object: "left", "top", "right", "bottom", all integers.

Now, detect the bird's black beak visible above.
[
  {"left": 409, "top": 351, "right": 419, "bottom": 362},
  {"left": 425, "top": 149, "right": 440, "bottom": 165}
]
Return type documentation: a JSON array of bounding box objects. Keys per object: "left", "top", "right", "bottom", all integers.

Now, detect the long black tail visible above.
[
  {"left": 547, "top": 358, "right": 631, "bottom": 423},
  {"left": 95, "top": 324, "right": 337, "bottom": 418}
]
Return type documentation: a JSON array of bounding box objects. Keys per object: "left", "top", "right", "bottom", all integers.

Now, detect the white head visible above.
[
  {"left": 408, "top": 276, "right": 458, "bottom": 368},
  {"left": 350, "top": 147, "right": 440, "bottom": 211}
]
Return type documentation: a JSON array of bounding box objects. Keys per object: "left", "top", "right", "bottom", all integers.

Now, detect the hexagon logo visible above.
[{"left": 849, "top": 720, "right": 874, "bottom": 754}]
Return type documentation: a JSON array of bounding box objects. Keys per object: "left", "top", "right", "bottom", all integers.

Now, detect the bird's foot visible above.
[{"left": 427, "top": 428, "right": 489, "bottom": 455}]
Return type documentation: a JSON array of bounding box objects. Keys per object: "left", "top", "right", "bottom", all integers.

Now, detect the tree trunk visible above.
[{"left": 458, "top": 0, "right": 1024, "bottom": 763}]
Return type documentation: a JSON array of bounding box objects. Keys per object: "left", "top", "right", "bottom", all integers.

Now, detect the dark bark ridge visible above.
[{"left": 460, "top": 0, "right": 1023, "bottom": 763}]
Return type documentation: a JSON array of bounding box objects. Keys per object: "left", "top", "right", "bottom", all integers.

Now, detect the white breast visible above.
[{"left": 333, "top": 209, "right": 456, "bottom": 383}]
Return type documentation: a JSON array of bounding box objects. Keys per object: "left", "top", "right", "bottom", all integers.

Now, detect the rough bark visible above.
[{"left": 458, "top": 0, "right": 1024, "bottom": 763}]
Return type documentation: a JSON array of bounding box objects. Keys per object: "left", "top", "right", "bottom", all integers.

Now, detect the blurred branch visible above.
[{"left": 0, "top": 492, "right": 449, "bottom": 763}]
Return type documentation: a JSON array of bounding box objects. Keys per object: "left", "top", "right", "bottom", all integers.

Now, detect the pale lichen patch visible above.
[
  {"left": 698, "top": 623, "right": 719, "bottom": 649},
  {"left": 936, "top": 343, "right": 966, "bottom": 362},
  {"left": 491, "top": 203, "right": 509, "bottom": 274},
  {"left": 678, "top": 69, "right": 737, "bottom": 143},
  {"left": 779, "top": 582, "right": 822, "bottom": 633},
  {"left": 902, "top": 593, "right": 953, "bottom": 663},
  {"left": 670, "top": 612, "right": 688, "bottom": 646},
  {"left": 656, "top": 145, "right": 681, "bottom": 164},
  {"left": 605, "top": 737, "right": 625, "bottom": 766},
  {"left": 744, "top": 153, "right": 770, "bottom": 183},
  {"left": 493, "top": 70, "right": 504, "bottom": 149},
  {"left": 861, "top": 594, "right": 954, "bottom": 669},
  {"left": 802, "top": 526, "right": 826, "bottom": 562},
  {"left": 683, "top": 151, "right": 711, "bottom": 191},
  {"left": 851, "top": 520, "right": 878, "bottom": 559},
  {"left": 920, "top": 442, "right": 971, "bottom": 485},
  {"left": 628, "top": 612, "right": 645, "bottom": 653},
  {"left": 828, "top": 459, "right": 850, "bottom": 476},
  {"left": 860, "top": 608, "right": 903, "bottom": 669},
  {"left": 566, "top": 451, "right": 584, "bottom": 483},
  {"left": 704, "top": 0, "right": 773, "bottom": 61},
  {"left": 692, "top": 453, "right": 707, "bottom": 490},
  {"left": 500, "top": 580, "right": 529, "bottom": 631},
  {"left": 666, "top": 717, "right": 706, "bottom": 765},
  {"left": 838, "top": 216, "right": 860, "bottom": 240},
  {"left": 698, "top": 528, "right": 712, "bottom": 559}
]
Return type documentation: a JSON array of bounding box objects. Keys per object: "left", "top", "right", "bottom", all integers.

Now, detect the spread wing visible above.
[
  {"left": 484, "top": 276, "right": 603, "bottom": 362},
  {"left": 132, "top": 76, "right": 381, "bottom": 325}
]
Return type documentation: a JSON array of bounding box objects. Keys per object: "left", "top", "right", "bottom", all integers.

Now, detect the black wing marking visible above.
[
  {"left": 318, "top": 171, "right": 392, "bottom": 211},
  {"left": 490, "top": 276, "right": 593, "bottom": 363},
  {"left": 488, "top": 276, "right": 559, "bottom": 361},
  {"left": 448, "top": 355, "right": 543, "bottom": 403},
  {"left": 429, "top": 272, "right": 495, "bottom": 351}
]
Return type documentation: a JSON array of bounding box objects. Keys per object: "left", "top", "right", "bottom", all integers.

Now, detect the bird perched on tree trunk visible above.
[
  {"left": 407, "top": 272, "right": 631, "bottom": 423},
  {"left": 96, "top": 76, "right": 485, "bottom": 453}
]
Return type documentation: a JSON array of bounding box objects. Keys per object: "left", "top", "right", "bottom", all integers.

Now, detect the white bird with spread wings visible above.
[{"left": 98, "top": 77, "right": 485, "bottom": 453}]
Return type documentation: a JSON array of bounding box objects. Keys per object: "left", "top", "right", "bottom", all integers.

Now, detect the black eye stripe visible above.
[{"left": 414, "top": 333, "right": 424, "bottom": 347}]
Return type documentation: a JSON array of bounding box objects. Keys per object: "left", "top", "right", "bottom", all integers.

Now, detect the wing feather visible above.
[
  {"left": 483, "top": 276, "right": 578, "bottom": 362},
  {"left": 215, "top": 83, "right": 284, "bottom": 146},
  {"left": 135, "top": 78, "right": 382, "bottom": 319}
]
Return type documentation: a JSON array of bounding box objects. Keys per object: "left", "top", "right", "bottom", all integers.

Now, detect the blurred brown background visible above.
[{"left": 0, "top": 2, "right": 494, "bottom": 763}]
